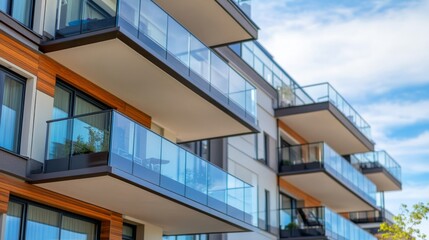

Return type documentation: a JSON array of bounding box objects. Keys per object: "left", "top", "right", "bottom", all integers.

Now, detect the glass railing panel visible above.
[
  {"left": 232, "top": 0, "right": 252, "bottom": 18},
  {"left": 352, "top": 151, "right": 402, "bottom": 183},
  {"left": 189, "top": 37, "right": 210, "bottom": 82},
  {"left": 46, "top": 119, "right": 72, "bottom": 172},
  {"left": 244, "top": 183, "right": 255, "bottom": 225},
  {"left": 185, "top": 152, "right": 208, "bottom": 205},
  {"left": 207, "top": 165, "right": 227, "bottom": 213},
  {"left": 245, "top": 81, "right": 256, "bottom": 118},
  {"left": 229, "top": 70, "right": 246, "bottom": 111},
  {"left": 160, "top": 140, "right": 186, "bottom": 195},
  {"left": 210, "top": 52, "right": 229, "bottom": 97},
  {"left": 110, "top": 112, "right": 135, "bottom": 174},
  {"left": 70, "top": 112, "right": 111, "bottom": 170},
  {"left": 227, "top": 175, "right": 245, "bottom": 221},
  {"left": 132, "top": 124, "right": 162, "bottom": 184},
  {"left": 167, "top": 18, "right": 190, "bottom": 68},
  {"left": 139, "top": 0, "right": 168, "bottom": 51}
]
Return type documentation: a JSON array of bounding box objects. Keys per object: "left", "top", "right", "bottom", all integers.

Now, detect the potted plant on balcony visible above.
[
  {"left": 71, "top": 126, "right": 110, "bottom": 169},
  {"left": 280, "top": 222, "right": 299, "bottom": 238},
  {"left": 278, "top": 85, "right": 294, "bottom": 107}
]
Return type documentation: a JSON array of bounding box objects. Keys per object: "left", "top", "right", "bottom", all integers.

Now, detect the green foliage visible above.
[
  {"left": 379, "top": 202, "right": 429, "bottom": 240},
  {"left": 73, "top": 127, "right": 110, "bottom": 155}
]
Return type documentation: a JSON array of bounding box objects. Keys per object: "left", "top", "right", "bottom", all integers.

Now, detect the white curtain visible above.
[{"left": 0, "top": 75, "right": 24, "bottom": 152}]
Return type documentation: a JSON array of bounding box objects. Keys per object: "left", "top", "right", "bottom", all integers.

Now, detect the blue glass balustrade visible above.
[
  {"left": 351, "top": 151, "right": 401, "bottom": 184},
  {"left": 48, "top": 0, "right": 257, "bottom": 123},
  {"left": 279, "top": 207, "right": 376, "bottom": 240},
  {"left": 231, "top": 41, "right": 373, "bottom": 141},
  {"left": 279, "top": 143, "right": 377, "bottom": 205},
  {"left": 45, "top": 110, "right": 256, "bottom": 225}
]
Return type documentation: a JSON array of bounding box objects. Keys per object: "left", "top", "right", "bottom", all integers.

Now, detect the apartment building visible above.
[{"left": 0, "top": 0, "right": 401, "bottom": 240}]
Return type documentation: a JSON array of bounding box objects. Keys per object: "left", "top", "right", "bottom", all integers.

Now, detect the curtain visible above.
[
  {"left": 5, "top": 201, "right": 23, "bottom": 240},
  {"left": 11, "top": 0, "right": 32, "bottom": 27},
  {"left": 61, "top": 215, "right": 96, "bottom": 240},
  {"left": 0, "top": 75, "right": 24, "bottom": 152},
  {"left": 25, "top": 205, "right": 61, "bottom": 240}
]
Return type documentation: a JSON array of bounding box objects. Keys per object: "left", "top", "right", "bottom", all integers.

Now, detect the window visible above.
[
  {"left": 255, "top": 132, "right": 269, "bottom": 165},
  {"left": 259, "top": 189, "right": 270, "bottom": 231},
  {"left": 0, "top": 67, "right": 25, "bottom": 153},
  {"left": 0, "top": 0, "right": 34, "bottom": 28},
  {"left": 122, "top": 223, "right": 136, "bottom": 240},
  {"left": 5, "top": 197, "right": 99, "bottom": 240},
  {"left": 179, "top": 140, "right": 210, "bottom": 161},
  {"left": 53, "top": 81, "right": 108, "bottom": 120}
]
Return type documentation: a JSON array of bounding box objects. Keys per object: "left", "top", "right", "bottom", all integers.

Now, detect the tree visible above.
[{"left": 379, "top": 202, "right": 429, "bottom": 240}]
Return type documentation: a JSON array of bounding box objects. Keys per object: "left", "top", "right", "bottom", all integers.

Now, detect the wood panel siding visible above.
[
  {"left": 278, "top": 120, "right": 307, "bottom": 144},
  {"left": 279, "top": 178, "right": 321, "bottom": 207},
  {"left": 0, "top": 187, "right": 10, "bottom": 213},
  {"left": 0, "top": 173, "right": 123, "bottom": 238},
  {"left": 101, "top": 213, "right": 124, "bottom": 240},
  {"left": 0, "top": 31, "right": 151, "bottom": 128}
]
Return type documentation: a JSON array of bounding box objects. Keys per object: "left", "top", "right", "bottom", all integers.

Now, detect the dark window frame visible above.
[
  {"left": 6, "top": 196, "right": 101, "bottom": 240},
  {"left": 1, "top": 0, "right": 35, "bottom": 28},
  {"left": 122, "top": 223, "right": 136, "bottom": 240},
  {"left": 0, "top": 66, "right": 26, "bottom": 154},
  {"left": 54, "top": 80, "right": 110, "bottom": 118}
]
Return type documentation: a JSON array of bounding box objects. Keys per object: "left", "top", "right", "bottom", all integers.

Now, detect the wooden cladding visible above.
[
  {"left": 0, "top": 31, "right": 151, "bottom": 128},
  {"left": 0, "top": 174, "right": 123, "bottom": 239},
  {"left": 0, "top": 187, "right": 10, "bottom": 214},
  {"left": 101, "top": 213, "right": 124, "bottom": 240},
  {"left": 279, "top": 178, "right": 321, "bottom": 207},
  {"left": 278, "top": 120, "right": 307, "bottom": 144}
]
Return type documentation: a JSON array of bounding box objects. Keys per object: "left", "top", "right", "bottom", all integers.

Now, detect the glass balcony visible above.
[
  {"left": 351, "top": 151, "right": 401, "bottom": 185},
  {"left": 230, "top": 41, "right": 313, "bottom": 106},
  {"left": 300, "top": 83, "right": 372, "bottom": 141},
  {"left": 44, "top": 0, "right": 257, "bottom": 124},
  {"left": 232, "top": 0, "right": 252, "bottom": 18},
  {"left": 279, "top": 207, "right": 376, "bottom": 240},
  {"left": 279, "top": 143, "right": 377, "bottom": 206},
  {"left": 45, "top": 110, "right": 256, "bottom": 225},
  {"left": 230, "top": 41, "right": 372, "bottom": 143},
  {"left": 349, "top": 208, "right": 394, "bottom": 224}
]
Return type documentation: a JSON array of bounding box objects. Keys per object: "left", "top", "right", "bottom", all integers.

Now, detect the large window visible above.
[
  {"left": 53, "top": 81, "right": 108, "bottom": 120},
  {"left": 5, "top": 197, "right": 100, "bottom": 240},
  {"left": 0, "top": 67, "right": 25, "bottom": 153},
  {"left": 0, "top": 0, "right": 34, "bottom": 28}
]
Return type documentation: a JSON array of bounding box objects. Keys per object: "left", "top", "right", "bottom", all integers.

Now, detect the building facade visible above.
[{"left": 0, "top": 0, "right": 401, "bottom": 239}]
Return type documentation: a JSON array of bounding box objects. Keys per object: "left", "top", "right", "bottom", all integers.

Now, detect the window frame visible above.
[
  {"left": 0, "top": 66, "right": 26, "bottom": 154},
  {"left": 122, "top": 223, "right": 136, "bottom": 240},
  {"left": 6, "top": 196, "right": 101, "bottom": 240},
  {"left": 54, "top": 80, "right": 110, "bottom": 119}
]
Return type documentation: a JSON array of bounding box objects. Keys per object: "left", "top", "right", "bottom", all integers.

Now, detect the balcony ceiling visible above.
[
  {"left": 153, "top": 0, "right": 258, "bottom": 47},
  {"left": 364, "top": 171, "right": 402, "bottom": 192},
  {"left": 46, "top": 38, "right": 254, "bottom": 142},
  {"left": 276, "top": 103, "right": 374, "bottom": 155},
  {"left": 35, "top": 175, "right": 248, "bottom": 235},
  {"left": 280, "top": 172, "right": 376, "bottom": 212}
]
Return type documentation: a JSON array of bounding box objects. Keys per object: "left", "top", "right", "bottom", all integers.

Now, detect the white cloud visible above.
[
  {"left": 359, "top": 100, "right": 429, "bottom": 138},
  {"left": 253, "top": 0, "right": 429, "bottom": 101}
]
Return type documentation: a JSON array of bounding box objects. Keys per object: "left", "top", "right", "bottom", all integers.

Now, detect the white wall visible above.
[{"left": 227, "top": 88, "right": 279, "bottom": 240}]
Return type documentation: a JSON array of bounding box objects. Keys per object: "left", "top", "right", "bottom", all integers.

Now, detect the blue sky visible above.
[{"left": 251, "top": 0, "right": 429, "bottom": 233}]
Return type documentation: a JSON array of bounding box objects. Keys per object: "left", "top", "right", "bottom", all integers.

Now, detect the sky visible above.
[{"left": 251, "top": 0, "right": 429, "bottom": 234}]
